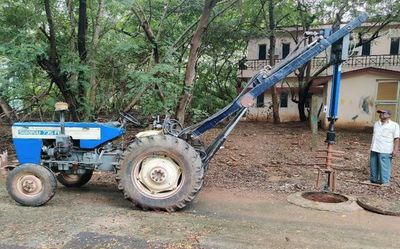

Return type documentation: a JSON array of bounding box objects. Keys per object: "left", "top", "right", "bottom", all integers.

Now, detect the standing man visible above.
[{"left": 370, "top": 109, "right": 399, "bottom": 185}]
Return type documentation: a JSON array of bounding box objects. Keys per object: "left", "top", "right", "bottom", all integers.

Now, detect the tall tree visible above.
[
  {"left": 77, "top": 0, "right": 88, "bottom": 107},
  {"left": 176, "top": 0, "right": 220, "bottom": 124},
  {"left": 88, "top": 0, "right": 104, "bottom": 108},
  {"left": 130, "top": 1, "right": 166, "bottom": 103},
  {"left": 291, "top": 0, "right": 314, "bottom": 122},
  {"left": 290, "top": 0, "right": 400, "bottom": 122},
  {"left": 1, "top": 0, "right": 398, "bottom": 124},
  {"left": 268, "top": 0, "right": 280, "bottom": 124},
  {"left": 37, "top": 0, "right": 80, "bottom": 121}
]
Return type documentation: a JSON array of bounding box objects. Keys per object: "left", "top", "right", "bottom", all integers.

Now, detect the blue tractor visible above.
[
  {"left": 6, "top": 13, "right": 368, "bottom": 211},
  {"left": 8, "top": 102, "right": 201, "bottom": 211}
]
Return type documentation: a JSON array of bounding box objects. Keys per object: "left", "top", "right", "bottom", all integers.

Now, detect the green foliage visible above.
[
  {"left": 0, "top": 0, "right": 398, "bottom": 123},
  {"left": 190, "top": 108, "right": 210, "bottom": 123}
]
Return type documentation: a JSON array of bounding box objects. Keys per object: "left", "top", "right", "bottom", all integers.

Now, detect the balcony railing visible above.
[
  {"left": 345, "top": 54, "right": 400, "bottom": 67},
  {"left": 239, "top": 54, "right": 400, "bottom": 71}
]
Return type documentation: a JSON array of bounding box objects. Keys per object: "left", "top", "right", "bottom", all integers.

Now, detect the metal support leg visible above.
[{"left": 203, "top": 108, "right": 247, "bottom": 166}]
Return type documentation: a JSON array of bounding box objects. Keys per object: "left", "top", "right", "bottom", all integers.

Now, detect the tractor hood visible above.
[{"left": 12, "top": 122, "right": 125, "bottom": 164}]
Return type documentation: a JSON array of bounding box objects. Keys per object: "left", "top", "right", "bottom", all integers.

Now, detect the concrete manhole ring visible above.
[
  {"left": 357, "top": 196, "right": 400, "bottom": 216},
  {"left": 287, "top": 191, "right": 362, "bottom": 212}
]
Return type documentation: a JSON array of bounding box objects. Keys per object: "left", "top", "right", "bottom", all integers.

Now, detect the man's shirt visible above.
[{"left": 371, "top": 119, "right": 400, "bottom": 154}]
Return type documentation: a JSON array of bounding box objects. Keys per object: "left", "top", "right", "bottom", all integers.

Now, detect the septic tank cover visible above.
[{"left": 357, "top": 196, "right": 400, "bottom": 216}]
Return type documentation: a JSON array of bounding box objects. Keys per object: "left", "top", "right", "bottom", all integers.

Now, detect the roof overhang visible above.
[{"left": 313, "top": 67, "right": 400, "bottom": 86}]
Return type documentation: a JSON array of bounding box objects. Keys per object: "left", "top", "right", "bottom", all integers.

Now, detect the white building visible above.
[{"left": 238, "top": 22, "right": 400, "bottom": 129}]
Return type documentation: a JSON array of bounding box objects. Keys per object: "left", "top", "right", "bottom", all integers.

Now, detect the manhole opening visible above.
[{"left": 301, "top": 192, "right": 348, "bottom": 203}]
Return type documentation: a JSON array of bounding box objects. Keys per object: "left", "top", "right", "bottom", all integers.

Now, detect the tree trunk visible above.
[
  {"left": 123, "top": 85, "right": 150, "bottom": 113},
  {"left": 310, "top": 94, "right": 322, "bottom": 150},
  {"left": 268, "top": 0, "right": 280, "bottom": 124},
  {"left": 89, "top": 0, "right": 104, "bottom": 108},
  {"left": 142, "top": 20, "right": 159, "bottom": 64},
  {"left": 66, "top": 0, "right": 75, "bottom": 50},
  {"left": 295, "top": 0, "right": 313, "bottom": 122},
  {"left": 0, "top": 96, "right": 17, "bottom": 123},
  {"left": 298, "top": 87, "right": 307, "bottom": 121},
  {"left": 66, "top": 0, "right": 80, "bottom": 110},
  {"left": 38, "top": 0, "right": 80, "bottom": 121},
  {"left": 297, "top": 37, "right": 312, "bottom": 122},
  {"left": 130, "top": 4, "right": 165, "bottom": 105},
  {"left": 176, "top": 0, "right": 219, "bottom": 124},
  {"left": 77, "top": 0, "right": 87, "bottom": 107}
]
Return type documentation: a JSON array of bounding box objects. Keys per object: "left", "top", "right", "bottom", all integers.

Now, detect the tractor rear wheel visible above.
[
  {"left": 57, "top": 170, "right": 93, "bottom": 187},
  {"left": 117, "top": 135, "right": 203, "bottom": 211},
  {"left": 6, "top": 164, "right": 57, "bottom": 206}
]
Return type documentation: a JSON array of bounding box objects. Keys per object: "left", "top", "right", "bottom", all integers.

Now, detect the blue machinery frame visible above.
[{"left": 180, "top": 13, "right": 368, "bottom": 163}]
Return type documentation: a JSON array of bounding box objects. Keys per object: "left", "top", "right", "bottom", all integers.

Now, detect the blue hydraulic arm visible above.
[
  {"left": 326, "top": 63, "right": 342, "bottom": 144},
  {"left": 320, "top": 61, "right": 344, "bottom": 191},
  {"left": 178, "top": 13, "right": 368, "bottom": 164},
  {"left": 319, "top": 21, "right": 350, "bottom": 192},
  {"left": 326, "top": 20, "right": 351, "bottom": 145},
  {"left": 329, "top": 65, "right": 342, "bottom": 119}
]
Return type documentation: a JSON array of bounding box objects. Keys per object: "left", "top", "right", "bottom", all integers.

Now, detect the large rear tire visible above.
[
  {"left": 6, "top": 164, "right": 57, "bottom": 206},
  {"left": 57, "top": 170, "right": 93, "bottom": 187},
  {"left": 117, "top": 135, "right": 203, "bottom": 211}
]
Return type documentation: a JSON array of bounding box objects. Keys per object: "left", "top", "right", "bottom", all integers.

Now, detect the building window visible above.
[
  {"left": 390, "top": 38, "right": 399, "bottom": 55},
  {"left": 282, "top": 43, "right": 290, "bottom": 59},
  {"left": 258, "top": 44, "right": 267, "bottom": 60},
  {"left": 375, "top": 81, "right": 399, "bottom": 121},
  {"left": 280, "top": 92, "right": 288, "bottom": 108},
  {"left": 361, "top": 39, "right": 371, "bottom": 56},
  {"left": 256, "top": 94, "right": 264, "bottom": 107}
]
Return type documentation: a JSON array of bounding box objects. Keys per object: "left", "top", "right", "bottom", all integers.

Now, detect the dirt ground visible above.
[
  {"left": 204, "top": 122, "right": 400, "bottom": 199},
  {"left": 1, "top": 121, "right": 400, "bottom": 248}
]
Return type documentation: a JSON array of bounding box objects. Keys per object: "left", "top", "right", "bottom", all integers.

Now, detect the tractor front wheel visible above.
[
  {"left": 57, "top": 170, "right": 93, "bottom": 187},
  {"left": 117, "top": 135, "right": 204, "bottom": 211},
  {"left": 6, "top": 164, "right": 57, "bottom": 206}
]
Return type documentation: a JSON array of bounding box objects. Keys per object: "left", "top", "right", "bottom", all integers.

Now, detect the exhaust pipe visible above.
[{"left": 55, "top": 102, "right": 69, "bottom": 135}]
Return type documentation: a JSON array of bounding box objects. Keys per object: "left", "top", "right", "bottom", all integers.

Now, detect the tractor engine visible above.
[
  {"left": 42, "top": 141, "right": 122, "bottom": 174},
  {"left": 40, "top": 102, "right": 123, "bottom": 174},
  {"left": 47, "top": 135, "right": 73, "bottom": 158}
]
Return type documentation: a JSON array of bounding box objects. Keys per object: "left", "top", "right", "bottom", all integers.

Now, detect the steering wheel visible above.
[
  {"left": 119, "top": 112, "right": 141, "bottom": 126},
  {"left": 163, "top": 118, "right": 183, "bottom": 136}
]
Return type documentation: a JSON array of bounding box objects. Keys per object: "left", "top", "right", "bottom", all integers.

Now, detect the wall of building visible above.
[
  {"left": 247, "top": 25, "right": 399, "bottom": 60},
  {"left": 246, "top": 93, "right": 299, "bottom": 122},
  {"left": 370, "top": 28, "right": 400, "bottom": 55},
  {"left": 246, "top": 91, "right": 324, "bottom": 122},
  {"left": 246, "top": 71, "right": 400, "bottom": 128},
  {"left": 243, "top": 24, "right": 400, "bottom": 128},
  {"left": 247, "top": 33, "right": 326, "bottom": 60},
  {"left": 323, "top": 71, "right": 400, "bottom": 129},
  {"left": 245, "top": 79, "right": 323, "bottom": 122}
]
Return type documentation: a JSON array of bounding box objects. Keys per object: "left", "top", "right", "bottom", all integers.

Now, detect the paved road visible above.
[{"left": 0, "top": 176, "right": 399, "bottom": 249}]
